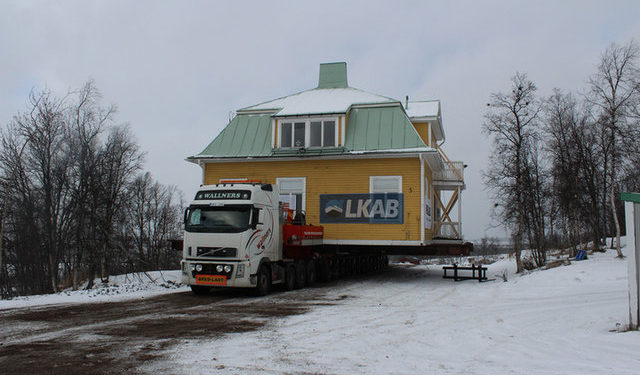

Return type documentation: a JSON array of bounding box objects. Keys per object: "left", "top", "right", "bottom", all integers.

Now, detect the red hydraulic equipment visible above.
[{"left": 281, "top": 207, "right": 323, "bottom": 259}]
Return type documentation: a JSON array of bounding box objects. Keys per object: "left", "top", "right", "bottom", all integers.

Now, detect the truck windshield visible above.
[{"left": 185, "top": 205, "right": 252, "bottom": 233}]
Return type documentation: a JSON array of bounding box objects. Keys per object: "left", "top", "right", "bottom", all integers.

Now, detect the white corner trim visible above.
[{"left": 420, "top": 154, "right": 425, "bottom": 244}]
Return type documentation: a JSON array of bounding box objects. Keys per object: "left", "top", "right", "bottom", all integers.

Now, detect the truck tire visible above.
[
  {"left": 255, "top": 265, "right": 271, "bottom": 296},
  {"left": 190, "top": 285, "right": 209, "bottom": 295},
  {"left": 295, "top": 261, "right": 306, "bottom": 289},
  {"left": 284, "top": 264, "right": 296, "bottom": 290},
  {"left": 306, "top": 259, "right": 316, "bottom": 286}
]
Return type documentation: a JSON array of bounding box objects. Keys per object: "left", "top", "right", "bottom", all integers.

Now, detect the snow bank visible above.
[{"left": 0, "top": 270, "right": 187, "bottom": 310}]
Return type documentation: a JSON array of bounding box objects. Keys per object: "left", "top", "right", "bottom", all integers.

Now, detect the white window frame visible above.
[
  {"left": 276, "top": 177, "right": 306, "bottom": 211},
  {"left": 278, "top": 117, "right": 339, "bottom": 149},
  {"left": 369, "top": 176, "right": 403, "bottom": 193}
]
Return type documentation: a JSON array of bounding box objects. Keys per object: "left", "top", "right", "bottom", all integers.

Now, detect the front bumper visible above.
[{"left": 181, "top": 260, "right": 254, "bottom": 288}]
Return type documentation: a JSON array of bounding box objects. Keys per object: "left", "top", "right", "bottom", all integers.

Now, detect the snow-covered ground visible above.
[
  {"left": 0, "top": 270, "right": 188, "bottom": 310},
  {"left": 2, "top": 247, "right": 639, "bottom": 374},
  {"left": 150, "top": 249, "right": 638, "bottom": 375}
]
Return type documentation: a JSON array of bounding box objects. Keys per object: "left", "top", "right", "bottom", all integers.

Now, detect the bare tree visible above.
[
  {"left": 126, "top": 172, "right": 182, "bottom": 271},
  {"left": 0, "top": 82, "right": 176, "bottom": 297},
  {"left": 66, "top": 81, "right": 114, "bottom": 290},
  {"left": 483, "top": 73, "right": 542, "bottom": 272},
  {"left": 588, "top": 40, "right": 640, "bottom": 257},
  {"left": 91, "top": 126, "right": 144, "bottom": 284}
]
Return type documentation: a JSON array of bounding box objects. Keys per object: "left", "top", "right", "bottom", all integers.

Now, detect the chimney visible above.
[{"left": 318, "top": 62, "right": 348, "bottom": 89}]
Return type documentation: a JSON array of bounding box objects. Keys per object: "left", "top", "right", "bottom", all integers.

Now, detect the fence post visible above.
[{"left": 622, "top": 193, "right": 640, "bottom": 330}]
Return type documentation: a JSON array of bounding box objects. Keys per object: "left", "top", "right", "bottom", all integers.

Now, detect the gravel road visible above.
[{"left": 0, "top": 286, "right": 341, "bottom": 374}]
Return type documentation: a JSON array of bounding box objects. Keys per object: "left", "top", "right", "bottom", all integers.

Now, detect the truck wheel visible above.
[
  {"left": 255, "top": 265, "right": 271, "bottom": 296},
  {"left": 295, "top": 261, "right": 306, "bottom": 289},
  {"left": 284, "top": 264, "right": 296, "bottom": 290},
  {"left": 190, "top": 285, "right": 210, "bottom": 295},
  {"left": 306, "top": 260, "right": 316, "bottom": 286}
]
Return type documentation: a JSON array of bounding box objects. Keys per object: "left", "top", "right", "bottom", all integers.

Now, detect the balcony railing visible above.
[
  {"left": 436, "top": 221, "right": 461, "bottom": 239},
  {"left": 434, "top": 161, "right": 464, "bottom": 183}
]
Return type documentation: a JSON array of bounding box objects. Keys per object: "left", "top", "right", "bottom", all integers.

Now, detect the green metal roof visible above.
[
  {"left": 192, "top": 105, "right": 428, "bottom": 160},
  {"left": 192, "top": 63, "right": 430, "bottom": 160},
  {"left": 622, "top": 192, "right": 640, "bottom": 203},
  {"left": 197, "top": 114, "right": 272, "bottom": 157},
  {"left": 344, "top": 106, "right": 427, "bottom": 151}
]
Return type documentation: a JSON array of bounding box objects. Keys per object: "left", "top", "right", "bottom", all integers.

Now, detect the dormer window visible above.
[{"left": 279, "top": 118, "right": 337, "bottom": 148}]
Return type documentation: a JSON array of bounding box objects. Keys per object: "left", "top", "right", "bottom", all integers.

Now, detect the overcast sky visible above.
[{"left": 2, "top": 1, "right": 639, "bottom": 241}]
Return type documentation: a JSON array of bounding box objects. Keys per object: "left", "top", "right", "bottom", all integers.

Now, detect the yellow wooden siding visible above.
[
  {"left": 204, "top": 158, "right": 423, "bottom": 241},
  {"left": 431, "top": 127, "right": 437, "bottom": 147},
  {"left": 412, "top": 122, "right": 429, "bottom": 146}
]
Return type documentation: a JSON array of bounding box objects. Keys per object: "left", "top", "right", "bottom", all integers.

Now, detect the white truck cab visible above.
[{"left": 181, "top": 183, "right": 282, "bottom": 294}]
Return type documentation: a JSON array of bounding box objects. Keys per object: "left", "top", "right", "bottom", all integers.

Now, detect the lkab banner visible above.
[{"left": 319, "top": 193, "right": 404, "bottom": 224}]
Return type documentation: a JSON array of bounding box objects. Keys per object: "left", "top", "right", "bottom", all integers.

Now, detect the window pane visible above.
[
  {"left": 294, "top": 122, "right": 305, "bottom": 147},
  {"left": 278, "top": 178, "right": 304, "bottom": 192},
  {"left": 281, "top": 123, "right": 292, "bottom": 147},
  {"left": 310, "top": 121, "right": 322, "bottom": 147},
  {"left": 323, "top": 121, "right": 335, "bottom": 147},
  {"left": 371, "top": 176, "right": 401, "bottom": 193}
]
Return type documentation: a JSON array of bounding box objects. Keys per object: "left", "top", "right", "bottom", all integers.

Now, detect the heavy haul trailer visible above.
[{"left": 181, "top": 182, "right": 389, "bottom": 295}]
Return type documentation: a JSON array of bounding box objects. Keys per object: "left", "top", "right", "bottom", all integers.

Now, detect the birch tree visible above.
[
  {"left": 483, "top": 73, "right": 542, "bottom": 272},
  {"left": 588, "top": 40, "right": 640, "bottom": 257}
]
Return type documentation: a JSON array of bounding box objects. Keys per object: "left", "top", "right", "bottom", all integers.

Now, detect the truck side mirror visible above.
[{"left": 183, "top": 208, "right": 190, "bottom": 225}]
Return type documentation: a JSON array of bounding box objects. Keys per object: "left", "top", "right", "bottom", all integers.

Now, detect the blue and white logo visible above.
[{"left": 319, "top": 193, "right": 404, "bottom": 224}]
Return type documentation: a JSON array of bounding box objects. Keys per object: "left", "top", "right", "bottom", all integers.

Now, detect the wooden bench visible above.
[{"left": 442, "top": 264, "right": 488, "bottom": 282}]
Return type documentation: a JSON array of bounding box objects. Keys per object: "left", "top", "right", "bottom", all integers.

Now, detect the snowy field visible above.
[
  {"left": 150, "top": 249, "right": 639, "bottom": 375},
  {"left": 2, "top": 247, "right": 639, "bottom": 374}
]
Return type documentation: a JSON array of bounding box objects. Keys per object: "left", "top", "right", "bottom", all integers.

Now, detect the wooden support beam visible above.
[
  {"left": 433, "top": 189, "right": 460, "bottom": 238},
  {"left": 435, "top": 144, "right": 463, "bottom": 181}
]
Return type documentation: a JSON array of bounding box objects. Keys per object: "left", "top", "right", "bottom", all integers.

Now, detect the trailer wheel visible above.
[
  {"left": 284, "top": 264, "right": 296, "bottom": 290},
  {"left": 306, "top": 259, "right": 316, "bottom": 286},
  {"left": 375, "top": 256, "right": 384, "bottom": 274},
  {"left": 357, "top": 256, "right": 365, "bottom": 274},
  {"left": 190, "top": 285, "right": 209, "bottom": 295},
  {"left": 255, "top": 265, "right": 271, "bottom": 296},
  {"left": 295, "top": 261, "right": 306, "bottom": 289}
]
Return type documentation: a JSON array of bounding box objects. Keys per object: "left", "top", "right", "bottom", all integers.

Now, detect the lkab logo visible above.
[{"left": 319, "top": 193, "right": 404, "bottom": 224}]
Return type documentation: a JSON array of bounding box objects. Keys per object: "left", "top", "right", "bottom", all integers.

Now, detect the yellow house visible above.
[{"left": 188, "top": 63, "right": 469, "bottom": 255}]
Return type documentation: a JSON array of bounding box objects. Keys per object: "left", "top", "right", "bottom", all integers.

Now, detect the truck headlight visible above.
[
  {"left": 195, "top": 264, "right": 203, "bottom": 272},
  {"left": 236, "top": 264, "right": 245, "bottom": 278},
  {"left": 216, "top": 264, "right": 224, "bottom": 272},
  {"left": 189, "top": 264, "right": 195, "bottom": 272},
  {"left": 224, "top": 265, "right": 232, "bottom": 273}
]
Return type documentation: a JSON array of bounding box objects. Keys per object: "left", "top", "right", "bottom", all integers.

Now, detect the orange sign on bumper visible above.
[{"left": 195, "top": 274, "right": 227, "bottom": 286}]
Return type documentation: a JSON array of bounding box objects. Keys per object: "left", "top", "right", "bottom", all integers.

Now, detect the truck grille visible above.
[
  {"left": 196, "top": 247, "right": 237, "bottom": 257},
  {"left": 192, "top": 263, "right": 234, "bottom": 277}
]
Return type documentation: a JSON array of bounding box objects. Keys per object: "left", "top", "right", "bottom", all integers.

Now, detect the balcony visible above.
[
  {"left": 435, "top": 221, "right": 462, "bottom": 240},
  {"left": 433, "top": 161, "right": 465, "bottom": 189}
]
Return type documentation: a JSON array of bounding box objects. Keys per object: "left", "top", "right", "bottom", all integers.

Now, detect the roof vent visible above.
[{"left": 318, "top": 62, "right": 348, "bottom": 89}]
